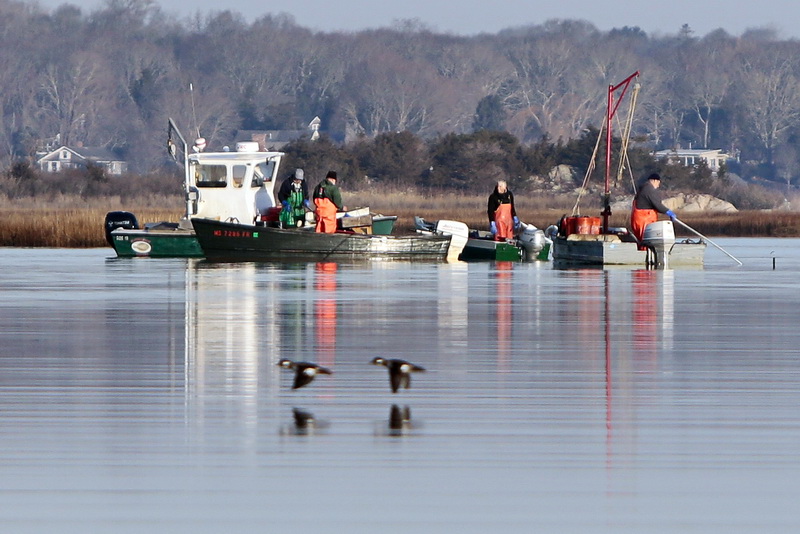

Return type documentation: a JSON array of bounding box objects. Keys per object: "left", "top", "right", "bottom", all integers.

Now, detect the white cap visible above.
[{"left": 295, "top": 169, "right": 304, "bottom": 180}]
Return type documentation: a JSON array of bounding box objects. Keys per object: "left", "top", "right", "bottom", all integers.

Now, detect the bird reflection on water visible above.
[
  {"left": 388, "top": 404, "right": 414, "bottom": 436},
  {"left": 279, "top": 407, "right": 329, "bottom": 436}
]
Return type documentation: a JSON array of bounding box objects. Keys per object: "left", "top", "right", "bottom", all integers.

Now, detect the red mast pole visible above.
[{"left": 601, "top": 71, "right": 639, "bottom": 234}]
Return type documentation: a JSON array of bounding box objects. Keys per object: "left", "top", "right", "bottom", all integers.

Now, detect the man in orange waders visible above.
[
  {"left": 631, "top": 173, "right": 676, "bottom": 249},
  {"left": 313, "top": 171, "right": 347, "bottom": 233},
  {"left": 487, "top": 180, "right": 519, "bottom": 241}
]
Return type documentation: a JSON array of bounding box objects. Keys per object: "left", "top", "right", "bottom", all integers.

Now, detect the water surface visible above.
[{"left": 1, "top": 240, "right": 799, "bottom": 532}]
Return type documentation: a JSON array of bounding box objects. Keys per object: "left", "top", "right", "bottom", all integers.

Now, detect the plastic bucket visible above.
[
  {"left": 575, "top": 216, "right": 593, "bottom": 234},
  {"left": 563, "top": 216, "right": 579, "bottom": 236}
]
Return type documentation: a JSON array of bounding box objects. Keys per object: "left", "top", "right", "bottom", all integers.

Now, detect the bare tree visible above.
[{"left": 734, "top": 42, "right": 800, "bottom": 163}]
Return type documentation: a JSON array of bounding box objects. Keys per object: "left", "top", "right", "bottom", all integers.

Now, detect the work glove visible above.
[
  {"left": 513, "top": 216, "right": 520, "bottom": 227},
  {"left": 281, "top": 200, "right": 290, "bottom": 212},
  {"left": 666, "top": 210, "right": 676, "bottom": 220},
  {"left": 304, "top": 199, "right": 312, "bottom": 210},
  {"left": 490, "top": 221, "right": 497, "bottom": 234}
]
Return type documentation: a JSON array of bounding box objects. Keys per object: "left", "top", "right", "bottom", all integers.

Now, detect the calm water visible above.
[{"left": 1, "top": 240, "right": 800, "bottom": 532}]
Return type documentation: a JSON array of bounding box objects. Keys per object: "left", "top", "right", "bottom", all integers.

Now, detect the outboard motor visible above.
[
  {"left": 642, "top": 220, "right": 676, "bottom": 267},
  {"left": 104, "top": 211, "right": 139, "bottom": 246},
  {"left": 517, "top": 223, "right": 547, "bottom": 260},
  {"left": 434, "top": 220, "right": 470, "bottom": 261}
]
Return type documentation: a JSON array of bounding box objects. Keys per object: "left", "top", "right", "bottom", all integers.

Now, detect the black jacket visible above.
[
  {"left": 277, "top": 175, "right": 309, "bottom": 204},
  {"left": 487, "top": 188, "right": 517, "bottom": 223},
  {"left": 633, "top": 181, "right": 669, "bottom": 213}
]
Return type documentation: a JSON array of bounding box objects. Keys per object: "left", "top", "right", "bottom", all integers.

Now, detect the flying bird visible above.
[
  {"left": 370, "top": 357, "right": 425, "bottom": 393},
  {"left": 278, "top": 359, "right": 332, "bottom": 389}
]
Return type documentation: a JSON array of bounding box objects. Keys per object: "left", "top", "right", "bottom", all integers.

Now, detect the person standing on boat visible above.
[
  {"left": 277, "top": 169, "right": 311, "bottom": 227},
  {"left": 487, "top": 180, "right": 519, "bottom": 241},
  {"left": 313, "top": 171, "right": 347, "bottom": 233},
  {"left": 631, "top": 173, "right": 676, "bottom": 247}
]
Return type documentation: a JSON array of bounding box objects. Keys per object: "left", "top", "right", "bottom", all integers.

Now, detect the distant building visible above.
[
  {"left": 36, "top": 145, "right": 128, "bottom": 175},
  {"left": 235, "top": 117, "right": 322, "bottom": 151},
  {"left": 653, "top": 148, "right": 732, "bottom": 176}
]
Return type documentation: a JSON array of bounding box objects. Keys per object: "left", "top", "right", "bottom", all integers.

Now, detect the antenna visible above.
[{"left": 189, "top": 83, "right": 200, "bottom": 139}]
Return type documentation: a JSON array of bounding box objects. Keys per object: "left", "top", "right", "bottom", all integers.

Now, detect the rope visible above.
[
  {"left": 571, "top": 121, "right": 605, "bottom": 216},
  {"left": 571, "top": 79, "right": 641, "bottom": 219},
  {"left": 618, "top": 83, "right": 640, "bottom": 227}
]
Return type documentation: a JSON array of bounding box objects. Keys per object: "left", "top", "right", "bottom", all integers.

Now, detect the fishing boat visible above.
[
  {"left": 549, "top": 72, "right": 706, "bottom": 268},
  {"left": 104, "top": 119, "right": 285, "bottom": 257},
  {"left": 191, "top": 217, "right": 459, "bottom": 262},
  {"left": 105, "top": 120, "right": 397, "bottom": 258},
  {"left": 414, "top": 217, "right": 551, "bottom": 262}
]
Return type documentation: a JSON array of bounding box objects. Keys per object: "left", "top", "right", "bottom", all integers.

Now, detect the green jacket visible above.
[{"left": 313, "top": 179, "right": 343, "bottom": 210}]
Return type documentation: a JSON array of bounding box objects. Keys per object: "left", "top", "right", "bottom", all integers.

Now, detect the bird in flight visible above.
[
  {"left": 370, "top": 357, "right": 425, "bottom": 393},
  {"left": 278, "top": 359, "right": 332, "bottom": 389}
]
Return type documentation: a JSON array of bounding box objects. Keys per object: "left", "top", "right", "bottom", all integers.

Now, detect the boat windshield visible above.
[
  {"left": 232, "top": 165, "right": 246, "bottom": 188},
  {"left": 252, "top": 161, "right": 276, "bottom": 187},
  {"left": 193, "top": 163, "right": 227, "bottom": 188}
]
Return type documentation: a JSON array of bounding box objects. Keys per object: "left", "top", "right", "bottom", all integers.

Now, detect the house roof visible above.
[
  {"left": 37, "top": 145, "right": 124, "bottom": 163},
  {"left": 236, "top": 130, "right": 308, "bottom": 143},
  {"left": 654, "top": 148, "right": 728, "bottom": 158}
]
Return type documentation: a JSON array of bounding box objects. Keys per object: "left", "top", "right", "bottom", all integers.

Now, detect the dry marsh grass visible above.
[{"left": 1, "top": 192, "right": 799, "bottom": 248}]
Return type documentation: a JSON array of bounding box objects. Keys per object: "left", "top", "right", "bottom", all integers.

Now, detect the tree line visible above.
[
  {"left": 4, "top": 127, "right": 783, "bottom": 212},
  {"left": 2, "top": 0, "right": 800, "bottom": 193}
]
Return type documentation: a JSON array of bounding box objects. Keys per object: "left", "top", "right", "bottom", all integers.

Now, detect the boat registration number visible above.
[{"left": 212, "top": 230, "right": 253, "bottom": 238}]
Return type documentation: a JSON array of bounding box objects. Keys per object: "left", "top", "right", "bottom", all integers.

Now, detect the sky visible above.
[{"left": 34, "top": 0, "right": 797, "bottom": 38}]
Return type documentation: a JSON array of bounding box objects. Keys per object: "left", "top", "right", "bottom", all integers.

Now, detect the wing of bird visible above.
[{"left": 293, "top": 367, "right": 316, "bottom": 389}]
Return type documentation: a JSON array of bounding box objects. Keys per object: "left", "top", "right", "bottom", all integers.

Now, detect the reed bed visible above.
[
  {"left": 1, "top": 192, "right": 799, "bottom": 248},
  {"left": 0, "top": 206, "right": 182, "bottom": 248}
]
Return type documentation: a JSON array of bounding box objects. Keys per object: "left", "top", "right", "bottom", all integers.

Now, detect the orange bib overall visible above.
[
  {"left": 494, "top": 203, "right": 514, "bottom": 241},
  {"left": 314, "top": 198, "right": 338, "bottom": 233},
  {"left": 631, "top": 204, "right": 658, "bottom": 248}
]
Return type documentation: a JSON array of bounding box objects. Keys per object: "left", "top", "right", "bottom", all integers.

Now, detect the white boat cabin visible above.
[{"left": 187, "top": 142, "right": 283, "bottom": 225}]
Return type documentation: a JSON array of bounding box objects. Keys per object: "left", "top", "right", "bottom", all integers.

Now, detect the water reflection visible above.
[
  {"left": 5, "top": 245, "right": 800, "bottom": 530},
  {"left": 494, "top": 262, "right": 514, "bottom": 371},
  {"left": 631, "top": 269, "right": 675, "bottom": 360},
  {"left": 602, "top": 269, "right": 675, "bottom": 492},
  {"left": 314, "top": 262, "right": 338, "bottom": 369},
  {"left": 388, "top": 404, "right": 413, "bottom": 436},
  {"left": 281, "top": 407, "right": 329, "bottom": 436}
]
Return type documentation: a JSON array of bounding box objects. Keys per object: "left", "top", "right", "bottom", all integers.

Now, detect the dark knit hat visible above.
[
  {"left": 648, "top": 173, "right": 661, "bottom": 181},
  {"left": 326, "top": 170, "right": 337, "bottom": 179}
]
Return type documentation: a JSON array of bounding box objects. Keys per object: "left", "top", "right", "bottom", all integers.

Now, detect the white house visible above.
[
  {"left": 36, "top": 145, "right": 128, "bottom": 175},
  {"left": 653, "top": 148, "right": 732, "bottom": 176},
  {"left": 235, "top": 117, "right": 322, "bottom": 151}
]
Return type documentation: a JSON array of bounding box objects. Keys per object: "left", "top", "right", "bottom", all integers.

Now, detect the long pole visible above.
[{"left": 673, "top": 218, "right": 742, "bottom": 266}]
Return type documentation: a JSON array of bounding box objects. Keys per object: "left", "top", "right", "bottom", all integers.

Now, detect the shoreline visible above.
[{"left": 2, "top": 197, "right": 799, "bottom": 248}]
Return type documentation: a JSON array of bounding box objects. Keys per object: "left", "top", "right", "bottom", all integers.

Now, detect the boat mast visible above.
[
  {"left": 602, "top": 71, "right": 639, "bottom": 233},
  {"left": 167, "top": 118, "right": 191, "bottom": 219}
]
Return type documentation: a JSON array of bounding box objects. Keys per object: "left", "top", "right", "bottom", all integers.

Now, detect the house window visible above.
[
  {"left": 61, "top": 150, "right": 70, "bottom": 160},
  {"left": 49, "top": 162, "right": 59, "bottom": 172}
]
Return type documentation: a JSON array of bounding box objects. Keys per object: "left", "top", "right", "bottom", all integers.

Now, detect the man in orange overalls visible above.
[
  {"left": 313, "top": 171, "right": 347, "bottom": 233},
  {"left": 487, "top": 180, "right": 518, "bottom": 241},
  {"left": 631, "top": 173, "right": 676, "bottom": 248}
]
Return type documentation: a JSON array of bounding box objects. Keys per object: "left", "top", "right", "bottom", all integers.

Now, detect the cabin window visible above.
[
  {"left": 232, "top": 165, "right": 247, "bottom": 188},
  {"left": 252, "top": 161, "right": 275, "bottom": 187},
  {"left": 60, "top": 151, "right": 70, "bottom": 160},
  {"left": 194, "top": 164, "right": 227, "bottom": 188}
]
